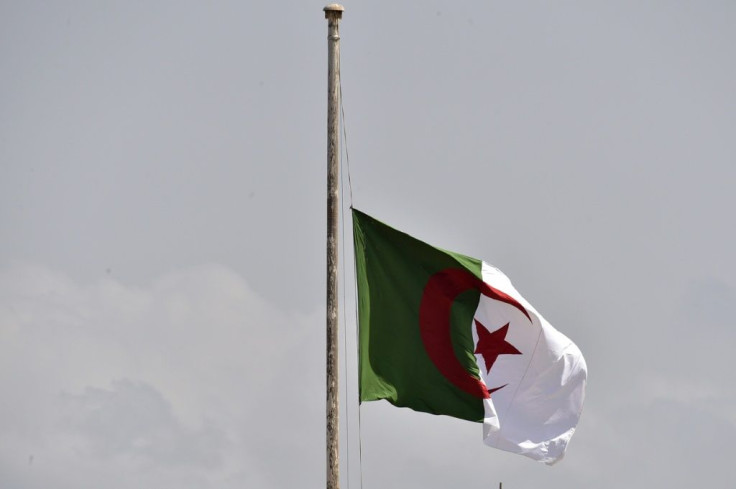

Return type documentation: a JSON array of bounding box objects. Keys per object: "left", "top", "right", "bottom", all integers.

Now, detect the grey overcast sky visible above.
[{"left": 1, "top": 1, "right": 734, "bottom": 488}]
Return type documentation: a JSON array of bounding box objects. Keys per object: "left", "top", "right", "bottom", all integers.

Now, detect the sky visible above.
[{"left": 1, "top": 1, "right": 734, "bottom": 488}]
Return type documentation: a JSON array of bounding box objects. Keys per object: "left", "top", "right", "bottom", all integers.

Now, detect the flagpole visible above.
[{"left": 324, "top": 4, "right": 344, "bottom": 489}]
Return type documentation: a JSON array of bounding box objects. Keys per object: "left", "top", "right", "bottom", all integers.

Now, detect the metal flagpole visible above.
[{"left": 324, "top": 4, "right": 344, "bottom": 489}]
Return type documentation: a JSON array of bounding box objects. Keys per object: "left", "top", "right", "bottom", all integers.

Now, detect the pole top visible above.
[{"left": 324, "top": 4, "right": 344, "bottom": 19}]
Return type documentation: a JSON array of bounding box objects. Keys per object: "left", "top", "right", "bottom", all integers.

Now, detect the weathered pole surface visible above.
[{"left": 324, "top": 4, "right": 343, "bottom": 489}]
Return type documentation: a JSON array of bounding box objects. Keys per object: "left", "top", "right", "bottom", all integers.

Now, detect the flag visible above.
[{"left": 352, "top": 209, "right": 587, "bottom": 465}]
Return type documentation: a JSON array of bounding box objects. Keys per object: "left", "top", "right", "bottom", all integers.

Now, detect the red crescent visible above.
[{"left": 418, "top": 268, "right": 531, "bottom": 399}]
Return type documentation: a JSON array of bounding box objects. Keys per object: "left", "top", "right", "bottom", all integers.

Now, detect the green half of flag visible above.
[{"left": 353, "top": 208, "right": 485, "bottom": 422}]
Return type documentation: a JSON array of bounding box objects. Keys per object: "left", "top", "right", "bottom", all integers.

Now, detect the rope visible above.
[
  {"left": 337, "top": 50, "right": 363, "bottom": 489},
  {"left": 352, "top": 242, "right": 365, "bottom": 489},
  {"left": 339, "top": 159, "right": 352, "bottom": 489},
  {"left": 338, "top": 54, "right": 354, "bottom": 209}
]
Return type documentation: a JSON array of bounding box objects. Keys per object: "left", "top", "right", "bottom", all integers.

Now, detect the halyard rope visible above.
[{"left": 338, "top": 51, "right": 364, "bottom": 489}]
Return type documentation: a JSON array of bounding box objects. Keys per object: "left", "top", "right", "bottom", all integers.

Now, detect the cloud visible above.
[
  {"left": 0, "top": 262, "right": 324, "bottom": 488},
  {"left": 60, "top": 379, "right": 225, "bottom": 468}
]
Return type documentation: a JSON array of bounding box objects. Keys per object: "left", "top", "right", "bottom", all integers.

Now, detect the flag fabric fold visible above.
[{"left": 352, "top": 209, "right": 586, "bottom": 465}]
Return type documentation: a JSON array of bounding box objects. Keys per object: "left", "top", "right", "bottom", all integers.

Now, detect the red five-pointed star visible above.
[{"left": 474, "top": 320, "right": 522, "bottom": 374}]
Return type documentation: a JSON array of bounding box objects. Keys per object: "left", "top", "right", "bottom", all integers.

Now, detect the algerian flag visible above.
[{"left": 353, "top": 209, "right": 587, "bottom": 465}]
